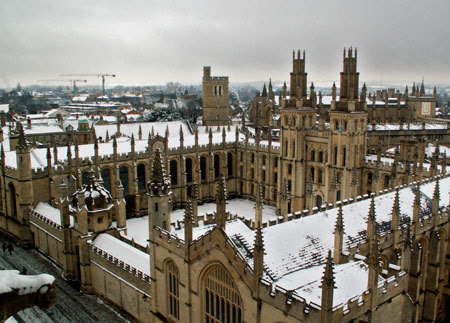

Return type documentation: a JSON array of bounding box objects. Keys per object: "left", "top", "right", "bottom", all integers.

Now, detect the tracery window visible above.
[
  {"left": 166, "top": 261, "right": 180, "bottom": 320},
  {"left": 203, "top": 265, "right": 242, "bottom": 323}
]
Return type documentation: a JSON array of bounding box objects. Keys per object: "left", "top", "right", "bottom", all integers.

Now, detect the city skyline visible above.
[{"left": 1, "top": 0, "right": 449, "bottom": 87}]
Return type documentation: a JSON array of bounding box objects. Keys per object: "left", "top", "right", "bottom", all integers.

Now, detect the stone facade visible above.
[{"left": 202, "top": 66, "right": 230, "bottom": 126}]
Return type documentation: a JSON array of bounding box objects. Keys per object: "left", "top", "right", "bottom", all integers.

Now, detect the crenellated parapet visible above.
[{"left": 89, "top": 243, "right": 151, "bottom": 294}]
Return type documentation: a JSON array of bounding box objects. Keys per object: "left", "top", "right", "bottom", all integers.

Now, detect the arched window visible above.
[
  {"left": 8, "top": 183, "right": 17, "bottom": 218},
  {"left": 137, "top": 164, "right": 146, "bottom": 192},
  {"left": 166, "top": 261, "right": 180, "bottom": 320},
  {"left": 186, "top": 158, "right": 193, "bottom": 183},
  {"left": 200, "top": 156, "right": 207, "bottom": 182},
  {"left": 318, "top": 169, "right": 323, "bottom": 184},
  {"left": 203, "top": 265, "right": 242, "bottom": 323},
  {"left": 310, "top": 167, "right": 315, "bottom": 182},
  {"left": 101, "top": 168, "right": 112, "bottom": 193},
  {"left": 274, "top": 157, "right": 278, "bottom": 168},
  {"left": 318, "top": 151, "right": 324, "bottom": 163},
  {"left": 214, "top": 154, "right": 220, "bottom": 179},
  {"left": 119, "top": 166, "right": 129, "bottom": 195},
  {"left": 311, "top": 150, "right": 315, "bottom": 161},
  {"left": 227, "top": 153, "right": 233, "bottom": 178},
  {"left": 384, "top": 175, "right": 390, "bottom": 189},
  {"left": 287, "top": 164, "right": 292, "bottom": 175},
  {"left": 170, "top": 160, "right": 178, "bottom": 185},
  {"left": 251, "top": 153, "right": 255, "bottom": 163},
  {"left": 262, "top": 155, "right": 266, "bottom": 166},
  {"left": 316, "top": 195, "right": 323, "bottom": 208}
]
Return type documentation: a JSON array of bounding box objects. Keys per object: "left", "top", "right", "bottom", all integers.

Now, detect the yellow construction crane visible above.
[
  {"left": 37, "top": 79, "right": 87, "bottom": 95},
  {"left": 59, "top": 74, "right": 116, "bottom": 97}
]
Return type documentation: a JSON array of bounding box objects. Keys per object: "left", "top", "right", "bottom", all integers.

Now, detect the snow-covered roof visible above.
[
  {"left": 0, "top": 270, "right": 54, "bottom": 295},
  {"left": 92, "top": 234, "right": 150, "bottom": 275},
  {"left": 368, "top": 123, "right": 447, "bottom": 131},
  {"left": 276, "top": 260, "right": 386, "bottom": 307},
  {"left": 0, "top": 104, "right": 9, "bottom": 113},
  {"left": 31, "top": 202, "right": 74, "bottom": 228},
  {"left": 24, "top": 125, "right": 64, "bottom": 135}
]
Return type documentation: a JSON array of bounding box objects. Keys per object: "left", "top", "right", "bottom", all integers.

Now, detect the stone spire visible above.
[
  {"left": 413, "top": 183, "right": 421, "bottom": 236},
  {"left": 261, "top": 83, "right": 267, "bottom": 97},
  {"left": 216, "top": 176, "right": 227, "bottom": 229},
  {"left": 419, "top": 78, "right": 425, "bottom": 96},
  {"left": 184, "top": 199, "right": 194, "bottom": 244},
  {"left": 254, "top": 182, "right": 264, "bottom": 228},
  {"left": 367, "top": 196, "right": 377, "bottom": 249},
  {"left": 331, "top": 82, "right": 336, "bottom": 101},
  {"left": 138, "top": 124, "right": 142, "bottom": 140},
  {"left": 432, "top": 177, "right": 440, "bottom": 222},
  {"left": 253, "top": 224, "right": 265, "bottom": 291},
  {"left": 367, "top": 234, "right": 380, "bottom": 312},
  {"left": 391, "top": 187, "right": 400, "bottom": 232},
  {"left": 320, "top": 250, "right": 336, "bottom": 323},
  {"left": 334, "top": 205, "right": 345, "bottom": 264}
]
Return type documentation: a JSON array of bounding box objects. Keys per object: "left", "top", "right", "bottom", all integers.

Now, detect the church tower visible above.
[
  {"left": 202, "top": 66, "right": 230, "bottom": 126},
  {"left": 339, "top": 47, "right": 359, "bottom": 101},
  {"left": 290, "top": 50, "right": 307, "bottom": 100}
]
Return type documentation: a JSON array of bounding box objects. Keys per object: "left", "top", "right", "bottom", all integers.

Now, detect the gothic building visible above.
[{"left": 0, "top": 48, "right": 449, "bottom": 322}]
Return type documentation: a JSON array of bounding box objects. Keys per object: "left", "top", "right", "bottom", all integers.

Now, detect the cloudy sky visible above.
[{"left": 1, "top": 0, "right": 449, "bottom": 88}]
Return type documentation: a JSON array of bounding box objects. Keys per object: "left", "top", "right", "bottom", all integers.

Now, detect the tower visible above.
[
  {"left": 290, "top": 50, "right": 307, "bottom": 99},
  {"left": 148, "top": 149, "right": 172, "bottom": 233},
  {"left": 339, "top": 47, "right": 359, "bottom": 101},
  {"left": 15, "top": 123, "right": 33, "bottom": 241},
  {"left": 202, "top": 66, "right": 230, "bottom": 126}
]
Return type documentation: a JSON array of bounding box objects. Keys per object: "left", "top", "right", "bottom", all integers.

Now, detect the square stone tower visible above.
[{"left": 202, "top": 66, "right": 230, "bottom": 126}]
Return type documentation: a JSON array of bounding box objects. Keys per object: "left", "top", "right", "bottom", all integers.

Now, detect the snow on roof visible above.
[
  {"left": 24, "top": 125, "right": 64, "bottom": 135},
  {"left": 368, "top": 123, "right": 447, "bottom": 131},
  {"left": 276, "top": 260, "right": 385, "bottom": 307},
  {"left": 92, "top": 233, "right": 150, "bottom": 275},
  {"left": 171, "top": 198, "right": 278, "bottom": 224},
  {"left": 0, "top": 104, "right": 9, "bottom": 113},
  {"left": 121, "top": 198, "right": 273, "bottom": 246},
  {"left": 0, "top": 270, "right": 54, "bottom": 295},
  {"left": 228, "top": 177, "right": 450, "bottom": 283},
  {"left": 94, "top": 121, "right": 190, "bottom": 141},
  {"left": 31, "top": 202, "right": 74, "bottom": 227}
]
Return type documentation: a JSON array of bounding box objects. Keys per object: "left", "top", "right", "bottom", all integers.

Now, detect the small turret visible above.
[
  {"left": 215, "top": 176, "right": 227, "bottom": 229},
  {"left": 320, "top": 250, "right": 336, "bottom": 323},
  {"left": 333, "top": 205, "right": 345, "bottom": 264},
  {"left": 184, "top": 199, "right": 194, "bottom": 244}
]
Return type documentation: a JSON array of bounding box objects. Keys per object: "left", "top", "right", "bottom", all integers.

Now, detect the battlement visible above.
[{"left": 89, "top": 243, "right": 151, "bottom": 287}]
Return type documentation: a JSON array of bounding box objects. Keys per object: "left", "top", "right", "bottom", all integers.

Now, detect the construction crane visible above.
[
  {"left": 37, "top": 79, "right": 87, "bottom": 95},
  {"left": 59, "top": 74, "right": 116, "bottom": 97}
]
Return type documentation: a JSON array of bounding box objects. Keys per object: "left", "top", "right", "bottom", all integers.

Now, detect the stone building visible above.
[{"left": 0, "top": 48, "right": 449, "bottom": 322}]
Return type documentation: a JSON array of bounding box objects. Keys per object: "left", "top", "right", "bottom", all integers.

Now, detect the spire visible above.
[
  {"left": 253, "top": 225, "right": 265, "bottom": 288},
  {"left": 262, "top": 83, "right": 267, "bottom": 97},
  {"left": 432, "top": 176, "right": 440, "bottom": 216},
  {"left": 320, "top": 250, "right": 336, "bottom": 323},
  {"left": 165, "top": 125, "right": 169, "bottom": 138},
  {"left": 138, "top": 124, "right": 142, "bottom": 140},
  {"left": 420, "top": 78, "right": 425, "bottom": 96},
  {"left": 322, "top": 250, "right": 336, "bottom": 288},
  {"left": 216, "top": 175, "right": 227, "bottom": 229},
  {"left": 391, "top": 187, "right": 400, "bottom": 233},
  {"left": 150, "top": 149, "right": 165, "bottom": 185},
  {"left": 255, "top": 183, "right": 264, "bottom": 227},
  {"left": 331, "top": 82, "right": 336, "bottom": 101},
  {"left": 367, "top": 196, "right": 377, "bottom": 246},
  {"left": 413, "top": 183, "right": 421, "bottom": 234},
  {"left": 179, "top": 124, "right": 184, "bottom": 143},
  {"left": 334, "top": 205, "right": 345, "bottom": 264},
  {"left": 184, "top": 199, "right": 194, "bottom": 244},
  {"left": 334, "top": 205, "right": 345, "bottom": 233}
]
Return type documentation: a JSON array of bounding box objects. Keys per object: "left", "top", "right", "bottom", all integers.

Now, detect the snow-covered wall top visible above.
[{"left": 0, "top": 270, "right": 55, "bottom": 295}]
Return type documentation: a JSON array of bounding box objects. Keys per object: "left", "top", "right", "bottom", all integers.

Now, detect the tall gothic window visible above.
[
  {"left": 203, "top": 265, "right": 242, "bottom": 323},
  {"left": 119, "top": 166, "right": 129, "bottom": 194},
  {"left": 166, "top": 261, "right": 180, "bottom": 320},
  {"left": 137, "top": 164, "right": 146, "bottom": 192},
  {"left": 200, "top": 156, "right": 207, "bottom": 182},
  {"left": 186, "top": 158, "right": 193, "bottom": 183},
  {"left": 101, "top": 168, "right": 112, "bottom": 193},
  {"left": 170, "top": 160, "right": 178, "bottom": 185}
]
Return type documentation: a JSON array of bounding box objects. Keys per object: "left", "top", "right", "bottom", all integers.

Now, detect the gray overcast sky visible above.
[{"left": 1, "top": 0, "right": 449, "bottom": 88}]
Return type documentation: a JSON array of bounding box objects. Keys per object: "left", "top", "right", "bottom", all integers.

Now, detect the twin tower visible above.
[{"left": 202, "top": 48, "right": 360, "bottom": 126}]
